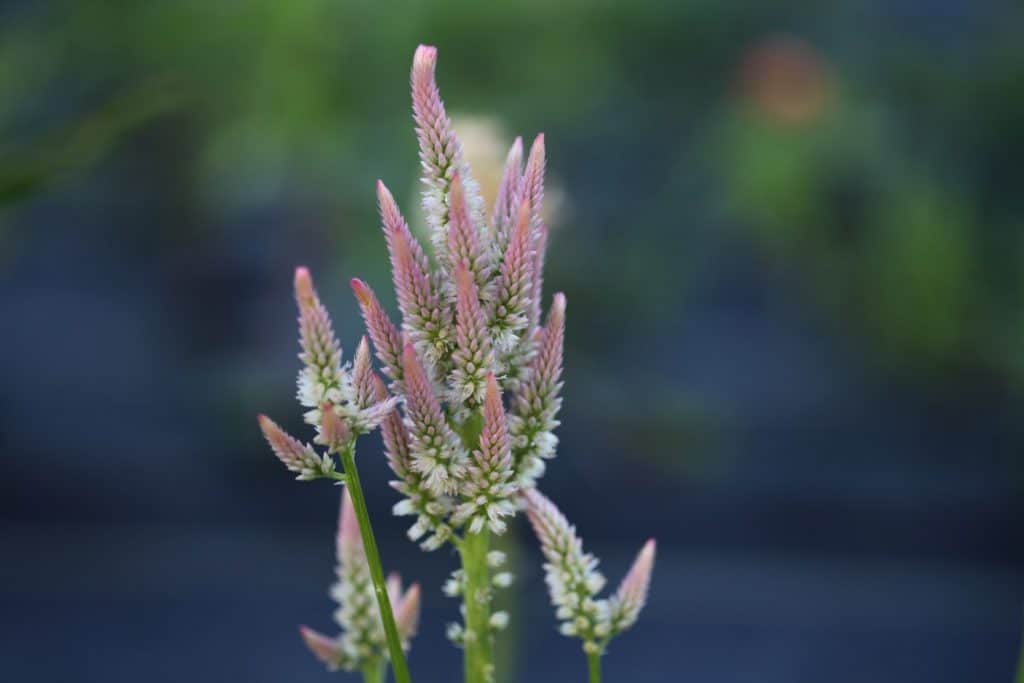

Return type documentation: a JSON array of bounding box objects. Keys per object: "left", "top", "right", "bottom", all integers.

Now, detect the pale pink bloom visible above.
[
  {"left": 401, "top": 342, "right": 467, "bottom": 495},
  {"left": 351, "top": 277, "right": 404, "bottom": 387},
  {"left": 608, "top": 539, "right": 656, "bottom": 634},
  {"left": 258, "top": 414, "right": 333, "bottom": 480},
  {"left": 450, "top": 261, "right": 495, "bottom": 407},
  {"left": 492, "top": 136, "right": 524, "bottom": 247},
  {"left": 293, "top": 267, "right": 344, "bottom": 413},
  {"left": 299, "top": 625, "right": 346, "bottom": 670},
  {"left": 446, "top": 173, "right": 491, "bottom": 289},
  {"left": 510, "top": 293, "right": 566, "bottom": 486},
  {"left": 489, "top": 199, "right": 534, "bottom": 356},
  {"left": 411, "top": 44, "right": 483, "bottom": 267},
  {"left": 523, "top": 489, "right": 607, "bottom": 647},
  {"left": 351, "top": 336, "right": 376, "bottom": 410},
  {"left": 374, "top": 375, "right": 453, "bottom": 550},
  {"left": 394, "top": 582, "right": 422, "bottom": 645},
  {"left": 318, "top": 403, "right": 351, "bottom": 452},
  {"left": 379, "top": 180, "right": 452, "bottom": 367},
  {"left": 453, "top": 373, "right": 517, "bottom": 534}
]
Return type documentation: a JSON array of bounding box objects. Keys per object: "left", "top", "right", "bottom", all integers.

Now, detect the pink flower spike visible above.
[
  {"left": 351, "top": 336, "right": 375, "bottom": 409},
  {"left": 450, "top": 261, "right": 494, "bottom": 407},
  {"left": 493, "top": 136, "right": 524, "bottom": 242},
  {"left": 258, "top": 414, "right": 331, "bottom": 480},
  {"left": 293, "top": 267, "right": 344, "bottom": 412},
  {"left": 337, "top": 486, "right": 363, "bottom": 563},
  {"left": 395, "top": 582, "right": 421, "bottom": 644},
  {"left": 299, "top": 626, "right": 345, "bottom": 670},
  {"left": 350, "top": 277, "right": 404, "bottom": 385},
  {"left": 520, "top": 133, "right": 546, "bottom": 230},
  {"left": 318, "top": 404, "right": 351, "bottom": 451},
  {"left": 447, "top": 173, "right": 489, "bottom": 287},
  {"left": 489, "top": 198, "right": 533, "bottom": 354},
  {"left": 609, "top": 539, "right": 656, "bottom": 635}
]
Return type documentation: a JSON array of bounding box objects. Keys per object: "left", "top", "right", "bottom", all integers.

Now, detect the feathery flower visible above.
[
  {"left": 300, "top": 488, "right": 421, "bottom": 673},
  {"left": 447, "top": 173, "right": 491, "bottom": 290},
  {"left": 351, "top": 336, "right": 376, "bottom": 410},
  {"left": 258, "top": 414, "right": 334, "bottom": 480},
  {"left": 453, "top": 373, "right": 517, "bottom": 534},
  {"left": 375, "top": 375, "right": 453, "bottom": 551},
  {"left": 318, "top": 403, "right": 352, "bottom": 452},
  {"left": 524, "top": 488, "right": 607, "bottom": 649},
  {"left": 450, "top": 261, "right": 495, "bottom": 407},
  {"left": 294, "top": 266, "right": 345, "bottom": 417},
  {"left": 379, "top": 180, "right": 453, "bottom": 368},
  {"left": 351, "top": 277, "right": 404, "bottom": 387},
  {"left": 607, "top": 539, "right": 656, "bottom": 636},
  {"left": 492, "top": 136, "right": 524, "bottom": 249},
  {"left": 488, "top": 199, "right": 534, "bottom": 356},
  {"left": 411, "top": 44, "right": 484, "bottom": 269},
  {"left": 510, "top": 293, "right": 566, "bottom": 486},
  {"left": 401, "top": 342, "right": 467, "bottom": 495}
]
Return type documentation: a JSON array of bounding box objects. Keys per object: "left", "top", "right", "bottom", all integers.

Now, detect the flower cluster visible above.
[
  {"left": 525, "top": 488, "right": 656, "bottom": 655},
  {"left": 350, "top": 45, "right": 565, "bottom": 549},
  {"left": 259, "top": 267, "right": 399, "bottom": 480},
  {"left": 300, "top": 489, "right": 420, "bottom": 671}
]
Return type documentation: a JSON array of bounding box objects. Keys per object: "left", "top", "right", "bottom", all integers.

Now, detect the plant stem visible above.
[
  {"left": 361, "top": 659, "right": 385, "bottom": 683},
  {"left": 340, "top": 446, "right": 413, "bottom": 683},
  {"left": 459, "top": 528, "right": 493, "bottom": 683},
  {"left": 587, "top": 651, "right": 602, "bottom": 683}
]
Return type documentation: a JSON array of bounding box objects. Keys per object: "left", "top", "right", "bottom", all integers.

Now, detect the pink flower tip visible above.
[
  {"left": 414, "top": 44, "right": 438, "bottom": 69},
  {"left": 294, "top": 266, "right": 315, "bottom": 307},
  {"left": 299, "top": 625, "right": 342, "bottom": 664},
  {"left": 350, "top": 278, "right": 372, "bottom": 307}
]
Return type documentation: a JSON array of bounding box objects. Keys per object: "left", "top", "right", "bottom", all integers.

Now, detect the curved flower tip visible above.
[
  {"left": 299, "top": 625, "right": 344, "bottom": 669},
  {"left": 258, "top": 414, "right": 330, "bottom": 480},
  {"left": 413, "top": 44, "right": 438, "bottom": 72},
  {"left": 294, "top": 266, "right": 315, "bottom": 309},
  {"left": 551, "top": 291, "right": 566, "bottom": 319},
  {"left": 395, "top": 582, "right": 421, "bottom": 643},
  {"left": 609, "top": 538, "right": 656, "bottom": 635},
  {"left": 350, "top": 277, "right": 372, "bottom": 307},
  {"left": 337, "top": 486, "right": 362, "bottom": 558},
  {"left": 318, "top": 404, "right": 350, "bottom": 451}
]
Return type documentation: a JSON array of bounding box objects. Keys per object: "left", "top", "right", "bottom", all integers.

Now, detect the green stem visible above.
[
  {"left": 361, "top": 659, "right": 385, "bottom": 683},
  {"left": 587, "top": 651, "right": 602, "bottom": 683},
  {"left": 339, "top": 446, "right": 413, "bottom": 683},
  {"left": 459, "top": 528, "right": 493, "bottom": 683}
]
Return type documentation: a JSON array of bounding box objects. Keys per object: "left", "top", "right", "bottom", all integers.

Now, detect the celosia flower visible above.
[
  {"left": 524, "top": 489, "right": 655, "bottom": 654},
  {"left": 300, "top": 488, "right": 420, "bottom": 672},
  {"left": 452, "top": 373, "right": 517, "bottom": 534},
  {"left": 258, "top": 414, "right": 334, "bottom": 481}
]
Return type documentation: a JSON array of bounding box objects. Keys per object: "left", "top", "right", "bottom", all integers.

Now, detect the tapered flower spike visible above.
[
  {"left": 608, "top": 539, "right": 657, "bottom": 636},
  {"left": 294, "top": 267, "right": 345, "bottom": 421},
  {"left": 401, "top": 342, "right": 467, "bottom": 495},
  {"left": 447, "top": 173, "right": 491, "bottom": 290},
  {"left": 395, "top": 582, "right": 422, "bottom": 645},
  {"left": 258, "top": 414, "right": 334, "bottom": 480},
  {"left": 523, "top": 488, "right": 608, "bottom": 652},
  {"left": 351, "top": 336, "right": 375, "bottom": 409},
  {"left": 351, "top": 277, "right": 404, "bottom": 387},
  {"left": 299, "top": 626, "right": 347, "bottom": 670},
  {"left": 528, "top": 222, "right": 549, "bottom": 331},
  {"left": 510, "top": 293, "right": 566, "bottom": 486},
  {"left": 375, "top": 374, "right": 453, "bottom": 551},
  {"left": 453, "top": 373, "right": 517, "bottom": 534},
  {"left": 517, "top": 133, "right": 546, "bottom": 233},
  {"left": 450, "top": 261, "right": 495, "bottom": 407},
  {"left": 379, "top": 180, "right": 453, "bottom": 369},
  {"left": 492, "top": 136, "right": 524, "bottom": 248},
  {"left": 411, "top": 44, "right": 484, "bottom": 270},
  {"left": 318, "top": 403, "right": 352, "bottom": 452},
  {"left": 489, "top": 199, "right": 534, "bottom": 356}
]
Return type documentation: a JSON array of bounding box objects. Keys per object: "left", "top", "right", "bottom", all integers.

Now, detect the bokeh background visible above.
[{"left": 2, "top": 1, "right": 1023, "bottom": 681}]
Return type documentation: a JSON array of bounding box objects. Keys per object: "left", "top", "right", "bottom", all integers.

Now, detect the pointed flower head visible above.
[
  {"left": 379, "top": 180, "right": 452, "bottom": 368},
  {"left": 511, "top": 293, "right": 566, "bottom": 486},
  {"left": 450, "top": 261, "right": 495, "bottom": 407},
  {"left": 524, "top": 488, "right": 608, "bottom": 651},
  {"left": 488, "top": 199, "right": 534, "bottom": 355},
  {"left": 447, "top": 173, "right": 491, "bottom": 289},
  {"left": 401, "top": 342, "right": 467, "bottom": 495},
  {"left": 294, "top": 267, "right": 345, "bottom": 415},
  {"left": 351, "top": 277, "right": 404, "bottom": 387},
  {"left": 608, "top": 539, "right": 656, "bottom": 636},
  {"left": 258, "top": 414, "right": 334, "bottom": 480},
  {"left": 299, "top": 626, "right": 348, "bottom": 670},
  {"left": 492, "top": 136, "right": 524, "bottom": 248},
  {"left": 318, "top": 403, "right": 352, "bottom": 452},
  {"left": 453, "top": 373, "right": 517, "bottom": 534},
  {"left": 411, "top": 44, "right": 484, "bottom": 268},
  {"left": 394, "top": 582, "right": 422, "bottom": 646}
]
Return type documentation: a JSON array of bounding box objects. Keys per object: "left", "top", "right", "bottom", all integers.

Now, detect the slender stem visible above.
[
  {"left": 340, "top": 446, "right": 413, "bottom": 683},
  {"left": 361, "top": 659, "right": 384, "bottom": 683},
  {"left": 587, "top": 651, "right": 602, "bottom": 683},
  {"left": 460, "top": 528, "right": 493, "bottom": 683}
]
